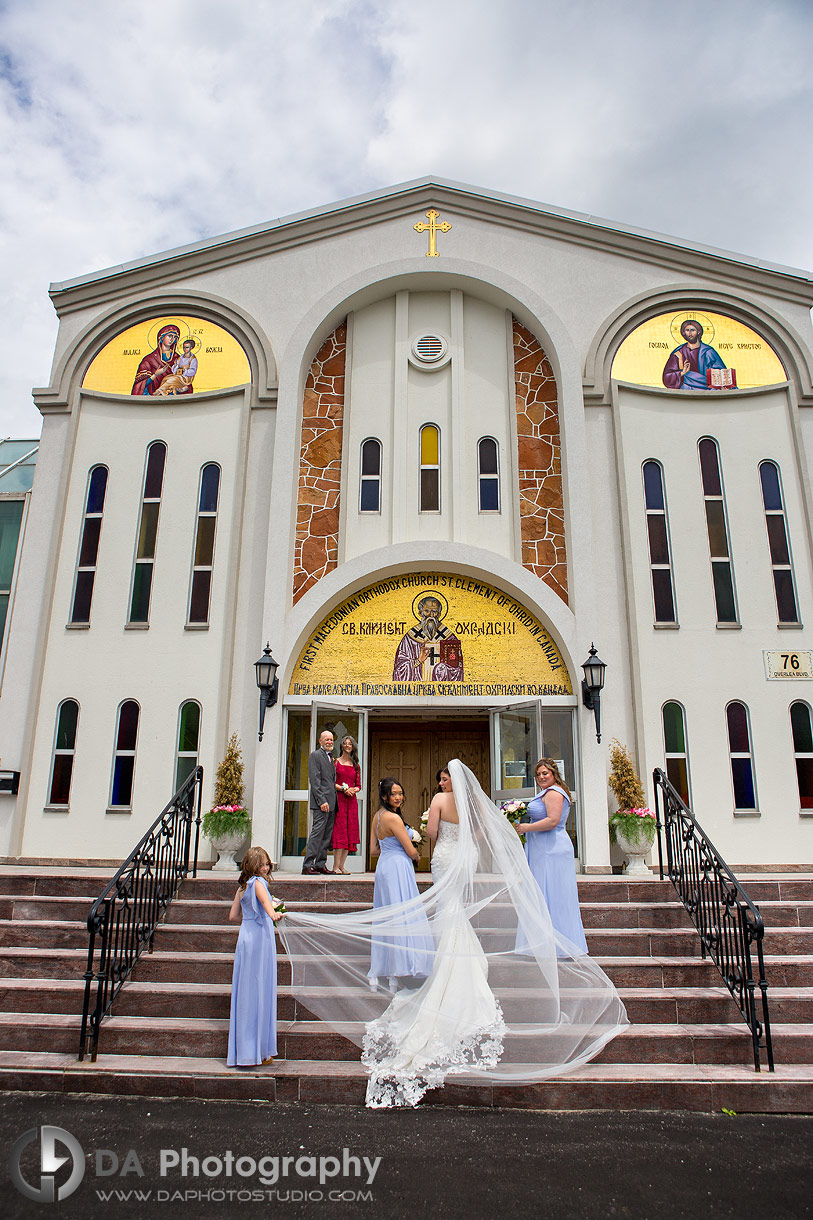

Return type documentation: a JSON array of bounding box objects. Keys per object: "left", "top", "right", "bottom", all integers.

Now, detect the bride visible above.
[{"left": 279, "top": 759, "right": 628, "bottom": 1108}]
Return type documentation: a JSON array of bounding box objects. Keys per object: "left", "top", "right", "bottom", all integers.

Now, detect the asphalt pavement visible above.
[{"left": 1, "top": 1093, "right": 811, "bottom": 1220}]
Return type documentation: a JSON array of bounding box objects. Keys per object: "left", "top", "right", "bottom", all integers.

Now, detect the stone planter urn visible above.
[
  {"left": 614, "top": 824, "right": 656, "bottom": 877},
  {"left": 210, "top": 830, "right": 246, "bottom": 872}
]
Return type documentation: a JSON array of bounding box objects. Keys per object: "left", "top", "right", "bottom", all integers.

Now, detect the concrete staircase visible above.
[{"left": 1, "top": 868, "right": 812, "bottom": 1110}]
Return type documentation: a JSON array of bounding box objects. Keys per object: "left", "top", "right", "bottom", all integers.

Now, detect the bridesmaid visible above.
[
  {"left": 227, "top": 846, "right": 284, "bottom": 1067},
  {"left": 332, "top": 735, "right": 361, "bottom": 875},
  {"left": 368, "top": 777, "right": 433, "bottom": 991},
  {"left": 516, "top": 759, "right": 588, "bottom": 956}
]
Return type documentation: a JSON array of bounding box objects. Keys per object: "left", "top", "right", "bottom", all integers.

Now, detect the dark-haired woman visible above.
[
  {"left": 368, "top": 778, "right": 433, "bottom": 991},
  {"left": 332, "top": 735, "right": 361, "bottom": 874},
  {"left": 227, "top": 846, "right": 284, "bottom": 1067}
]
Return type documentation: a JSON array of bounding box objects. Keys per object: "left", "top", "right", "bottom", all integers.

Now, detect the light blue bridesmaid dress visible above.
[
  {"left": 521, "top": 785, "right": 588, "bottom": 956},
  {"left": 368, "top": 819, "right": 434, "bottom": 987},
  {"left": 227, "top": 875, "right": 278, "bottom": 1066}
]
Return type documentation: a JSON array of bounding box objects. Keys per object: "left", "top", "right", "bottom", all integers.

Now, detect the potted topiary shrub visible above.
[
  {"left": 608, "top": 739, "right": 656, "bottom": 876},
  {"left": 202, "top": 732, "right": 251, "bottom": 872}
]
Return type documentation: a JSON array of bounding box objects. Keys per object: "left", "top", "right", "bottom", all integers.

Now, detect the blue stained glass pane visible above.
[
  {"left": 643, "top": 462, "right": 664, "bottom": 509},
  {"left": 360, "top": 479, "right": 380, "bottom": 512},
  {"left": 199, "top": 464, "right": 220, "bottom": 513},
  {"left": 479, "top": 478, "right": 499, "bottom": 511},
  {"left": 86, "top": 467, "right": 108, "bottom": 514},
  {"left": 731, "top": 757, "right": 756, "bottom": 809},
  {"left": 111, "top": 756, "right": 134, "bottom": 806},
  {"left": 759, "top": 462, "right": 782, "bottom": 511}
]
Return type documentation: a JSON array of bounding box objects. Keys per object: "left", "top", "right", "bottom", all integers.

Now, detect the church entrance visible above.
[{"left": 366, "top": 716, "right": 490, "bottom": 870}]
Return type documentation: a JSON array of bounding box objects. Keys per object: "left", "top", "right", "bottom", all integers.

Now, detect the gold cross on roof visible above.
[{"left": 413, "top": 209, "right": 452, "bottom": 257}]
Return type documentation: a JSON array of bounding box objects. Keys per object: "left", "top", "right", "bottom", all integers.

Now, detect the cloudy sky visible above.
[{"left": 1, "top": 0, "right": 811, "bottom": 437}]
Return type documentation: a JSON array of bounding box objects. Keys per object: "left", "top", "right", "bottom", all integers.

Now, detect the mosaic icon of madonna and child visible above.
[
  {"left": 131, "top": 323, "right": 199, "bottom": 396},
  {"left": 392, "top": 592, "right": 464, "bottom": 682}
]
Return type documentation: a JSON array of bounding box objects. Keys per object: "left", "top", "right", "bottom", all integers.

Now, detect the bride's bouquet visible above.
[{"left": 406, "top": 825, "right": 423, "bottom": 846}]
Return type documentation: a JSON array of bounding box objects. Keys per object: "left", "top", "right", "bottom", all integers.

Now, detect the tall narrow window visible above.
[
  {"left": 359, "top": 439, "right": 381, "bottom": 512},
  {"left": 699, "top": 438, "right": 738, "bottom": 623},
  {"left": 790, "top": 702, "right": 813, "bottom": 810},
  {"left": 726, "top": 701, "right": 757, "bottom": 811},
  {"left": 478, "top": 438, "right": 500, "bottom": 512},
  {"left": 0, "top": 499, "right": 24, "bottom": 649},
  {"left": 110, "top": 700, "right": 140, "bottom": 808},
  {"left": 48, "top": 699, "right": 79, "bottom": 806},
  {"left": 70, "top": 465, "right": 108, "bottom": 624},
  {"left": 188, "top": 464, "right": 220, "bottom": 625},
  {"left": 643, "top": 461, "right": 676, "bottom": 623},
  {"left": 129, "top": 442, "right": 166, "bottom": 624},
  {"left": 662, "top": 702, "right": 691, "bottom": 804},
  {"left": 419, "top": 424, "right": 440, "bottom": 512},
  {"left": 759, "top": 461, "right": 799, "bottom": 624},
  {"left": 175, "top": 700, "right": 201, "bottom": 790}
]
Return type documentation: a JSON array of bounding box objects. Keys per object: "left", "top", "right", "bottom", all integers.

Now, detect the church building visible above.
[{"left": 1, "top": 177, "right": 812, "bottom": 873}]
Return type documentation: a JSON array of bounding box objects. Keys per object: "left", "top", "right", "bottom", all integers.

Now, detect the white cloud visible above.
[{"left": 0, "top": 0, "right": 811, "bottom": 436}]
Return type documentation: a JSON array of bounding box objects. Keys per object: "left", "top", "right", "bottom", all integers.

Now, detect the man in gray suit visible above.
[{"left": 302, "top": 729, "right": 338, "bottom": 875}]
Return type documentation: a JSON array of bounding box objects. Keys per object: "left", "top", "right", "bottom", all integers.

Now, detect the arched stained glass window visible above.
[
  {"left": 726, "top": 701, "right": 757, "bottom": 811},
  {"left": 790, "top": 702, "right": 813, "bottom": 811},
  {"left": 759, "top": 462, "right": 800, "bottom": 625},
  {"left": 48, "top": 699, "right": 79, "bottom": 806},
  {"left": 188, "top": 464, "right": 221, "bottom": 625},
  {"left": 129, "top": 442, "right": 166, "bottom": 624},
  {"left": 419, "top": 425, "right": 440, "bottom": 512},
  {"left": 360, "top": 439, "right": 381, "bottom": 513},
  {"left": 478, "top": 438, "right": 500, "bottom": 512},
  {"left": 643, "top": 461, "right": 676, "bottom": 623},
  {"left": 110, "top": 699, "right": 140, "bottom": 808},
  {"left": 699, "top": 439, "right": 738, "bottom": 624},
  {"left": 175, "top": 700, "right": 201, "bottom": 790},
  {"left": 71, "top": 465, "right": 108, "bottom": 624},
  {"left": 662, "top": 702, "right": 691, "bottom": 804}
]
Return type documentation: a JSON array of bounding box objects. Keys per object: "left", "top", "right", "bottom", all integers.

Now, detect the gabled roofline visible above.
[{"left": 48, "top": 176, "right": 813, "bottom": 315}]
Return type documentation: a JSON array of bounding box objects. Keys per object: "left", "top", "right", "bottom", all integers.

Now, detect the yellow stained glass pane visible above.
[
  {"left": 612, "top": 311, "right": 786, "bottom": 391},
  {"left": 82, "top": 316, "right": 251, "bottom": 397},
  {"left": 420, "top": 425, "right": 439, "bottom": 465}
]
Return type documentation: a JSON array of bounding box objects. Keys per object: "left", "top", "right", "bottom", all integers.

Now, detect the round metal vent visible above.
[{"left": 409, "top": 332, "right": 450, "bottom": 369}]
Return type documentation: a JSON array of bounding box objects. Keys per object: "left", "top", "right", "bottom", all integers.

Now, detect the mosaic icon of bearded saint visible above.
[
  {"left": 662, "top": 319, "right": 726, "bottom": 391},
  {"left": 131, "top": 324, "right": 195, "bottom": 396},
  {"left": 392, "top": 595, "right": 464, "bottom": 682}
]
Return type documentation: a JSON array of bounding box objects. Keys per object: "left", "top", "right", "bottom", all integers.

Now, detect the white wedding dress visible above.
[
  {"left": 279, "top": 760, "right": 628, "bottom": 1108},
  {"left": 362, "top": 819, "right": 506, "bottom": 1108}
]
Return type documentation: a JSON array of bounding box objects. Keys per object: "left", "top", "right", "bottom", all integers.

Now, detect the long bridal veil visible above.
[{"left": 279, "top": 759, "right": 628, "bottom": 1107}]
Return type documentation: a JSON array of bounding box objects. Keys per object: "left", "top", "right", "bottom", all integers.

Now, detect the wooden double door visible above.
[{"left": 367, "top": 719, "right": 490, "bottom": 869}]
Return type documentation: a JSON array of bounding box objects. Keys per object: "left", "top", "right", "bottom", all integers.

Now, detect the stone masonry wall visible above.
[
  {"left": 513, "top": 318, "right": 568, "bottom": 603},
  {"left": 292, "top": 323, "right": 347, "bottom": 604}
]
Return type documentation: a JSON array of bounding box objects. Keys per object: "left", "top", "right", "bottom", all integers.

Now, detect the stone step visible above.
[
  {"left": 0, "top": 1050, "right": 808, "bottom": 1111},
  {"left": 0, "top": 1012, "right": 801, "bottom": 1066},
  {"left": 4, "top": 976, "right": 809, "bottom": 1025}
]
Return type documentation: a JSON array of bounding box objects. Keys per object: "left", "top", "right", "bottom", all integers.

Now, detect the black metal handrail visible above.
[
  {"left": 653, "top": 767, "right": 773, "bottom": 1072},
  {"left": 78, "top": 766, "right": 203, "bottom": 1062}
]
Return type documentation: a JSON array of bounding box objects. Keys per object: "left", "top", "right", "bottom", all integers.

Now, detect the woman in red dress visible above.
[{"left": 332, "top": 735, "right": 361, "bottom": 874}]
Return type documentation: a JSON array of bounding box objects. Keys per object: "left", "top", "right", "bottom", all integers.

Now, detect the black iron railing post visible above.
[
  {"left": 78, "top": 766, "right": 203, "bottom": 1061},
  {"left": 651, "top": 767, "right": 772, "bottom": 1072}
]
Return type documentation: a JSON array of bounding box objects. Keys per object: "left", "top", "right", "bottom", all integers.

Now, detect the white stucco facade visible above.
[{"left": 1, "top": 178, "right": 811, "bottom": 870}]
